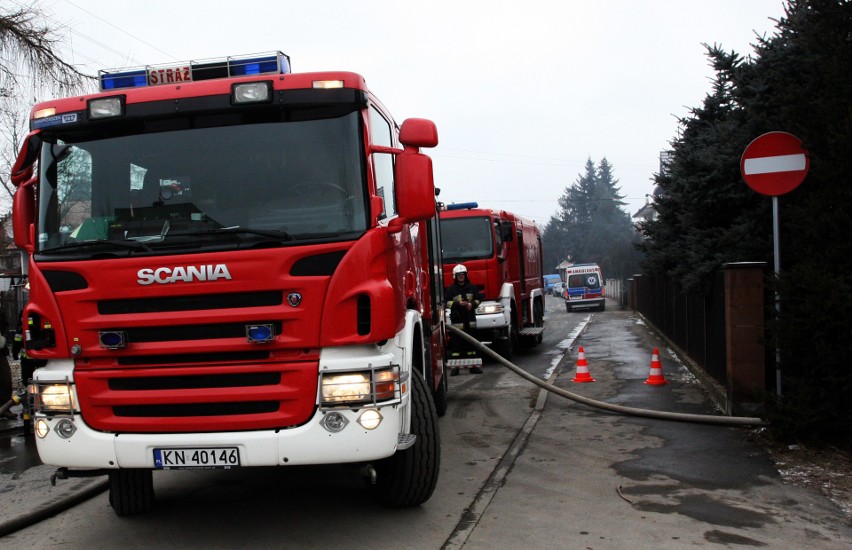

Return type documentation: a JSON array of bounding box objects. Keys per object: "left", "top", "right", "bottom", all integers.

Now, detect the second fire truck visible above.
[{"left": 440, "top": 203, "right": 545, "bottom": 360}]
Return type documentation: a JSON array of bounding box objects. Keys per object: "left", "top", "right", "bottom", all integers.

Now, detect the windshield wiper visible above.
[
  {"left": 166, "top": 227, "right": 295, "bottom": 242},
  {"left": 214, "top": 227, "right": 294, "bottom": 240},
  {"left": 38, "top": 239, "right": 153, "bottom": 255}
]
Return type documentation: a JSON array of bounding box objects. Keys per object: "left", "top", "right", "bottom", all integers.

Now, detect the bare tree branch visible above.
[{"left": 1, "top": 1, "right": 92, "bottom": 96}]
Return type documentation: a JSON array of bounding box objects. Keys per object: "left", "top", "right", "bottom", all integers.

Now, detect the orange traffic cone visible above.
[
  {"left": 572, "top": 346, "right": 596, "bottom": 383},
  {"left": 644, "top": 348, "right": 668, "bottom": 385}
]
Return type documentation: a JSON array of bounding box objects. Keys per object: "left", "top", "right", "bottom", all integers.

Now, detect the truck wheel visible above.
[
  {"left": 109, "top": 469, "right": 154, "bottom": 516},
  {"left": 533, "top": 301, "right": 544, "bottom": 344},
  {"left": 565, "top": 302, "right": 572, "bottom": 313},
  {"left": 425, "top": 334, "right": 447, "bottom": 417},
  {"left": 493, "top": 324, "right": 514, "bottom": 360},
  {"left": 433, "top": 367, "right": 448, "bottom": 417},
  {"left": 367, "top": 373, "right": 440, "bottom": 507},
  {"left": 599, "top": 300, "right": 606, "bottom": 312}
]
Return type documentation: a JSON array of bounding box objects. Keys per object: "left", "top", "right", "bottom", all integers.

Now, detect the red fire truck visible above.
[
  {"left": 440, "top": 203, "right": 545, "bottom": 360},
  {"left": 10, "top": 52, "right": 447, "bottom": 515}
]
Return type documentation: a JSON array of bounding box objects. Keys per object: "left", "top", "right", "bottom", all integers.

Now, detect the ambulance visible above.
[{"left": 562, "top": 263, "right": 605, "bottom": 312}]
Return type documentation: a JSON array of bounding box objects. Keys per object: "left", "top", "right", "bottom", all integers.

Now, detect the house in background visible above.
[{"left": 0, "top": 213, "right": 25, "bottom": 328}]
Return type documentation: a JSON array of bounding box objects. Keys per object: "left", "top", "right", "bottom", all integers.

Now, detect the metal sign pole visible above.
[
  {"left": 741, "top": 131, "right": 809, "bottom": 399},
  {"left": 773, "top": 196, "right": 782, "bottom": 396}
]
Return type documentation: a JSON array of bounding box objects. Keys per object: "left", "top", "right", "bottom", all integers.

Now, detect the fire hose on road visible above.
[{"left": 446, "top": 324, "right": 767, "bottom": 427}]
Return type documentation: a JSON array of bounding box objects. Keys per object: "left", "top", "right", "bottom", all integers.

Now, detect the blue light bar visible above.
[
  {"left": 230, "top": 54, "right": 291, "bottom": 76},
  {"left": 98, "top": 51, "right": 291, "bottom": 91},
  {"left": 446, "top": 202, "right": 479, "bottom": 210},
  {"left": 100, "top": 69, "right": 147, "bottom": 91}
]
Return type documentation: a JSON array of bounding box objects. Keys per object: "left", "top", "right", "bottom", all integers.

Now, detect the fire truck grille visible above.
[
  {"left": 118, "top": 351, "right": 270, "bottom": 366},
  {"left": 114, "top": 402, "right": 279, "bottom": 417},
  {"left": 107, "top": 322, "right": 282, "bottom": 344},
  {"left": 75, "top": 362, "right": 318, "bottom": 433},
  {"left": 97, "top": 291, "right": 283, "bottom": 315}
]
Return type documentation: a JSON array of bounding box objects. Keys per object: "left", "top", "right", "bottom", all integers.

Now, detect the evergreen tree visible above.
[
  {"left": 638, "top": 0, "right": 852, "bottom": 446},
  {"left": 543, "top": 158, "right": 640, "bottom": 279}
]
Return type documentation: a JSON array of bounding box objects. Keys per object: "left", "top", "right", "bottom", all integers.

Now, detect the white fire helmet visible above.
[{"left": 452, "top": 264, "right": 467, "bottom": 276}]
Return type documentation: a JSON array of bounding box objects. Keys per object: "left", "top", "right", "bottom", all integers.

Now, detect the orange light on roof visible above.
[
  {"left": 33, "top": 107, "right": 56, "bottom": 119},
  {"left": 312, "top": 80, "right": 344, "bottom": 89}
]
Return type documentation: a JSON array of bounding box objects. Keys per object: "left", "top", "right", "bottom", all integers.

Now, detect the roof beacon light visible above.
[
  {"left": 98, "top": 51, "right": 291, "bottom": 91},
  {"left": 446, "top": 202, "right": 479, "bottom": 211},
  {"left": 312, "top": 80, "right": 344, "bottom": 89}
]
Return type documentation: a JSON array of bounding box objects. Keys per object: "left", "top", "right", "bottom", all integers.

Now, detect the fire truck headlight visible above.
[
  {"left": 35, "top": 419, "right": 50, "bottom": 439},
  {"left": 476, "top": 304, "right": 504, "bottom": 315},
  {"left": 321, "top": 373, "right": 371, "bottom": 405},
  {"left": 357, "top": 408, "right": 383, "bottom": 430},
  {"left": 232, "top": 81, "right": 271, "bottom": 104},
  {"left": 34, "top": 384, "right": 75, "bottom": 414},
  {"left": 88, "top": 96, "right": 125, "bottom": 119},
  {"left": 320, "top": 368, "right": 399, "bottom": 407}
]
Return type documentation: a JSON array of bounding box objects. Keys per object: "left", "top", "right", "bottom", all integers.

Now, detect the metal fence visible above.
[{"left": 633, "top": 272, "right": 727, "bottom": 387}]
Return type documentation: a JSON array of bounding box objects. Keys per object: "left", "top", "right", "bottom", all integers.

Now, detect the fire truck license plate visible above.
[{"left": 154, "top": 447, "right": 240, "bottom": 469}]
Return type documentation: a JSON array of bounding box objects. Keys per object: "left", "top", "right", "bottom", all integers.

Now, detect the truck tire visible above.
[
  {"left": 367, "top": 372, "right": 440, "bottom": 507},
  {"left": 599, "top": 300, "right": 606, "bottom": 312},
  {"left": 521, "top": 301, "right": 544, "bottom": 347},
  {"left": 424, "top": 332, "right": 447, "bottom": 417},
  {"left": 109, "top": 469, "right": 154, "bottom": 516},
  {"left": 493, "top": 324, "right": 513, "bottom": 360},
  {"left": 533, "top": 300, "right": 544, "bottom": 344},
  {"left": 565, "top": 302, "right": 572, "bottom": 313},
  {"left": 433, "top": 368, "right": 448, "bottom": 417}
]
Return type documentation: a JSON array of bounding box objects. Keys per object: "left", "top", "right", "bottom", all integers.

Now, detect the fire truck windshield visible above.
[
  {"left": 35, "top": 112, "right": 367, "bottom": 256},
  {"left": 441, "top": 216, "right": 494, "bottom": 261}
]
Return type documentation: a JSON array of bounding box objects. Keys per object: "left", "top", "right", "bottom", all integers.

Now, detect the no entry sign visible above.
[{"left": 740, "top": 131, "right": 809, "bottom": 196}]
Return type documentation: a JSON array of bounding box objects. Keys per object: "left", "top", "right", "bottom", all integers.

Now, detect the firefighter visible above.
[
  {"left": 0, "top": 327, "right": 12, "bottom": 418},
  {"left": 13, "top": 318, "right": 44, "bottom": 388},
  {"left": 445, "top": 264, "right": 483, "bottom": 375}
]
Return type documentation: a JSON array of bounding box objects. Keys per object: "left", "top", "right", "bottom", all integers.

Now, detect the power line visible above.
[
  {"left": 437, "top": 147, "right": 657, "bottom": 171},
  {"left": 63, "top": 0, "right": 178, "bottom": 62}
]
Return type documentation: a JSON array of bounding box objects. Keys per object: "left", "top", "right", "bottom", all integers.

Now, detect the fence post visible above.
[
  {"left": 723, "top": 262, "right": 767, "bottom": 416},
  {"left": 628, "top": 274, "right": 640, "bottom": 311}
]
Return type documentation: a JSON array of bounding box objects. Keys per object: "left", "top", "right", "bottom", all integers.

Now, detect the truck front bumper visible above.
[{"left": 33, "top": 404, "right": 404, "bottom": 469}]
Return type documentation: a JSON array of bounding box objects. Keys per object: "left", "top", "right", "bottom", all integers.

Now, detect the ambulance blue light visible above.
[
  {"left": 246, "top": 324, "right": 275, "bottom": 343},
  {"left": 100, "top": 70, "right": 147, "bottom": 91},
  {"left": 447, "top": 202, "right": 479, "bottom": 211}
]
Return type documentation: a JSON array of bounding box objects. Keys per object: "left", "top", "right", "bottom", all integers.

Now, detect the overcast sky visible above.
[{"left": 39, "top": 0, "right": 788, "bottom": 223}]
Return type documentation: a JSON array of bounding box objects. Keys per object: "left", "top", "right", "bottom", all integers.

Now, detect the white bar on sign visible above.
[{"left": 743, "top": 153, "right": 806, "bottom": 175}]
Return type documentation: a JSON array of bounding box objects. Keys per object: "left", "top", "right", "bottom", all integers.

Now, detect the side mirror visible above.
[
  {"left": 497, "top": 241, "right": 510, "bottom": 263},
  {"left": 399, "top": 118, "right": 438, "bottom": 149},
  {"left": 11, "top": 131, "right": 42, "bottom": 187},
  {"left": 500, "top": 220, "right": 514, "bottom": 242},
  {"left": 395, "top": 150, "right": 436, "bottom": 223},
  {"left": 13, "top": 181, "right": 36, "bottom": 250},
  {"left": 392, "top": 118, "right": 439, "bottom": 227}
]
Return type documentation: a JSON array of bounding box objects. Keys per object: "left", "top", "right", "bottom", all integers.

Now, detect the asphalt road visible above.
[{"left": 1, "top": 296, "right": 850, "bottom": 548}]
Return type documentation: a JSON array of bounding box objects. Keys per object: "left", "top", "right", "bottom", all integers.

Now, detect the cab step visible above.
[{"left": 446, "top": 358, "right": 483, "bottom": 367}]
